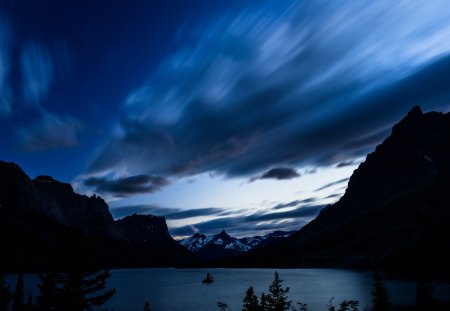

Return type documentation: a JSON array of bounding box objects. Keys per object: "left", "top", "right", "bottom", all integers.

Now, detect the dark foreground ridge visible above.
[
  {"left": 212, "top": 106, "right": 450, "bottom": 276},
  {"left": 0, "top": 164, "right": 197, "bottom": 272}
]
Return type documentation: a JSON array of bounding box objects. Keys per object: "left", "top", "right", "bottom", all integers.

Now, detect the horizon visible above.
[{"left": 2, "top": 1, "right": 450, "bottom": 238}]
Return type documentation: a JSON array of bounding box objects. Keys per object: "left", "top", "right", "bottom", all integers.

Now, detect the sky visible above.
[{"left": 1, "top": 1, "right": 450, "bottom": 238}]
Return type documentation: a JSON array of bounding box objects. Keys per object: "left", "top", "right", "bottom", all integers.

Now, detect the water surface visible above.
[{"left": 7, "top": 268, "right": 450, "bottom": 311}]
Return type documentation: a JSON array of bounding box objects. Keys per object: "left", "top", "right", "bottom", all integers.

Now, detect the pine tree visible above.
[
  {"left": 265, "top": 272, "right": 292, "bottom": 311},
  {"left": 416, "top": 278, "right": 438, "bottom": 311},
  {"left": 59, "top": 269, "right": 115, "bottom": 311},
  {"left": 338, "top": 300, "right": 359, "bottom": 311},
  {"left": 36, "top": 273, "right": 61, "bottom": 311},
  {"left": 371, "top": 271, "right": 393, "bottom": 311},
  {"left": 327, "top": 297, "right": 336, "bottom": 311},
  {"left": 260, "top": 293, "right": 269, "bottom": 311},
  {"left": 217, "top": 301, "right": 228, "bottom": 311},
  {"left": 12, "top": 273, "right": 25, "bottom": 311},
  {"left": 297, "top": 302, "right": 308, "bottom": 311},
  {"left": 242, "top": 286, "right": 260, "bottom": 311},
  {"left": 25, "top": 293, "right": 35, "bottom": 311},
  {"left": 0, "top": 274, "right": 11, "bottom": 311},
  {"left": 143, "top": 301, "right": 152, "bottom": 311},
  {"left": 54, "top": 230, "right": 115, "bottom": 311}
]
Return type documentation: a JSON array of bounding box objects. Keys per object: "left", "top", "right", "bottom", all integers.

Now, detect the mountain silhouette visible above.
[
  {"left": 223, "top": 106, "right": 450, "bottom": 275},
  {"left": 0, "top": 162, "right": 196, "bottom": 271}
]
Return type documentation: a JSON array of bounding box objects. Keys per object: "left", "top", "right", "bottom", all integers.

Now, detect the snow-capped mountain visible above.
[{"left": 180, "top": 230, "right": 294, "bottom": 260}]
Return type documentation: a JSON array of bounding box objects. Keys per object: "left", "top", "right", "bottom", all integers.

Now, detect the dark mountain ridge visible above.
[
  {"left": 0, "top": 162, "right": 196, "bottom": 272},
  {"left": 217, "top": 106, "right": 450, "bottom": 276}
]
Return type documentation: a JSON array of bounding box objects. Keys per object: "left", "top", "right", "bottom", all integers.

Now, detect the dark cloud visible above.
[
  {"left": 83, "top": 2, "right": 450, "bottom": 188},
  {"left": 170, "top": 204, "right": 325, "bottom": 237},
  {"left": 336, "top": 160, "right": 361, "bottom": 168},
  {"left": 83, "top": 174, "right": 169, "bottom": 198},
  {"left": 257, "top": 167, "right": 300, "bottom": 181},
  {"left": 164, "top": 207, "right": 225, "bottom": 220}
]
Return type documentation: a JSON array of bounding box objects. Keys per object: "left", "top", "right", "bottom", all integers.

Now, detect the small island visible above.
[{"left": 202, "top": 272, "right": 214, "bottom": 284}]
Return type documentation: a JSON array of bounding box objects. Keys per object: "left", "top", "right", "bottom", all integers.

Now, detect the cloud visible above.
[
  {"left": 110, "top": 204, "right": 230, "bottom": 220},
  {"left": 20, "top": 43, "right": 54, "bottom": 105},
  {"left": 82, "top": 174, "right": 169, "bottom": 198},
  {"left": 17, "top": 113, "right": 82, "bottom": 151},
  {"left": 314, "top": 177, "right": 349, "bottom": 192},
  {"left": 272, "top": 198, "right": 317, "bottom": 210},
  {"left": 257, "top": 167, "right": 300, "bottom": 181},
  {"left": 169, "top": 204, "right": 325, "bottom": 237},
  {"left": 336, "top": 160, "right": 362, "bottom": 168},
  {"left": 0, "top": 15, "right": 12, "bottom": 117},
  {"left": 85, "top": 1, "right": 450, "bottom": 189}
]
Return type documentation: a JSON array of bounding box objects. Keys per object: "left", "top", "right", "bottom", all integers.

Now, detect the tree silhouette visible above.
[
  {"left": 416, "top": 278, "right": 438, "bottom": 311},
  {"left": 265, "top": 272, "right": 291, "bottom": 311},
  {"left": 0, "top": 274, "right": 11, "bottom": 311},
  {"left": 217, "top": 301, "right": 228, "bottom": 311},
  {"left": 371, "top": 271, "right": 393, "bottom": 311},
  {"left": 242, "top": 286, "right": 260, "bottom": 311},
  {"left": 296, "top": 302, "right": 309, "bottom": 311},
  {"left": 338, "top": 300, "right": 359, "bottom": 311},
  {"left": 54, "top": 230, "right": 115, "bottom": 311},
  {"left": 58, "top": 269, "right": 115, "bottom": 311},
  {"left": 36, "top": 273, "right": 61, "bottom": 311},
  {"left": 12, "top": 274, "right": 25, "bottom": 311},
  {"left": 143, "top": 301, "right": 152, "bottom": 311},
  {"left": 25, "top": 293, "right": 35, "bottom": 311},
  {"left": 260, "top": 293, "right": 269, "bottom": 311},
  {"left": 327, "top": 297, "right": 336, "bottom": 311}
]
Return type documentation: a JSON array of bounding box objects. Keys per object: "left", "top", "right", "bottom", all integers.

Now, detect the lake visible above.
[{"left": 6, "top": 268, "right": 450, "bottom": 310}]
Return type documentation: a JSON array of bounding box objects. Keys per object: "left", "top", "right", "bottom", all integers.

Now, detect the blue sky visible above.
[{"left": 1, "top": 1, "right": 450, "bottom": 238}]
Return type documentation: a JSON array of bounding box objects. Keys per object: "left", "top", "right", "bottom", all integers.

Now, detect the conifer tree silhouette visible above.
[
  {"left": 242, "top": 286, "right": 260, "bottom": 311},
  {"left": 371, "top": 271, "right": 393, "bottom": 311},
  {"left": 0, "top": 274, "right": 11, "bottom": 311},
  {"left": 12, "top": 274, "right": 25, "bottom": 311}
]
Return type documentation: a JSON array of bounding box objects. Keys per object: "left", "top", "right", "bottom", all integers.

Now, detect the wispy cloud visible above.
[
  {"left": 169, "top": 204, "right": 325, "bottom": 237},
  {"left": 314, "top": 177, "right": 349, "bottom": 192},
  {"left": 0, "top": 15, "right": 12, "bottom": 117},
  {"left": 20, "top": 43, "right": 54, "bottom": 105},
  {"left": 85, "top": 0, "right": 450, "bottom": 192},
  {"left": 17, "top": 113, "right": 82, "bottom": 151},
  {"left": 82, "top": 174, "right": 169, "bottom": 198}
]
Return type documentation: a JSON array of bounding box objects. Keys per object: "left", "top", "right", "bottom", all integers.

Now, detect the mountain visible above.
[
  {"left": 180, "top": 230, "right": 294, "bottom": 260},
  {"left": 115, "top": 214, "right": 197, "bottom": 266},
  {"left": 0, "top": 161, "right": 196, "bottom": 271},
  {"left": 239, "top": 106, "right": 450, "bottom": 275}
]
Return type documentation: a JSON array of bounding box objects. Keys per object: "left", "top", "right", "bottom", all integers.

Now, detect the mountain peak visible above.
[{"left": 407, "top": 105, "right": 423, "bottom": 117}]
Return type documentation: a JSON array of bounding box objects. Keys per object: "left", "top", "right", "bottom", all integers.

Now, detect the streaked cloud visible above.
[
  {"left": 84, "top": 1, "right": 450, "bottom": 196},
  {"left": 20, "top": 43, "right": 54, "bottom": 105},
  {"left": 314, "top": 177, "right": 349, "bottom": 192},
  {"left": 0, "top": 15, "right": 12, "bottom": 117},
  {"left": 169, "top": 204, "right": 325, "bottom": 237},
  {"left": 17, "top": 113, "right": 82, "bottom": 151},
  {"left": 82, "top": 174, "right": 169, "bottom": 198}
]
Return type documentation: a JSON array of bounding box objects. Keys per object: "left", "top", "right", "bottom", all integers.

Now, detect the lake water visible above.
[{"left": 6, "top": 268, "right": 450, "bottom": 311}]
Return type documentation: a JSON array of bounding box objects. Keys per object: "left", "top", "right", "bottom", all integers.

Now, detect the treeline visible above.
[
  {"left": 0, "top": 270, "right": 114, "bottom": 311},
  {"left": 0, "top": 230, "right": 116, "bottom": 311},
  {"left": 217, "top": 271, "right": 446, "bottom": 311}
]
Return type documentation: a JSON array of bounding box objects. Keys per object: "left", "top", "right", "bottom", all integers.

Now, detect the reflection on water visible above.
[{"left": 6, "top": 268, "right": 450, "bottom": 311}]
